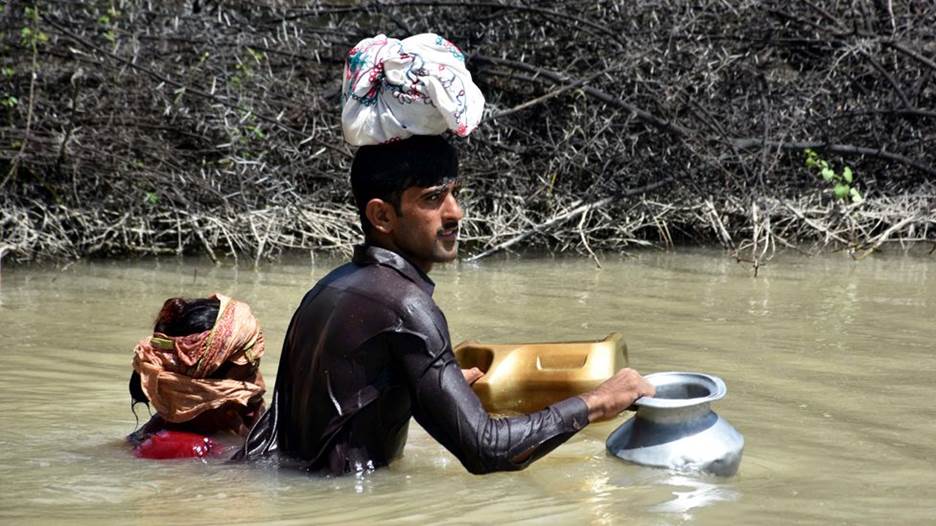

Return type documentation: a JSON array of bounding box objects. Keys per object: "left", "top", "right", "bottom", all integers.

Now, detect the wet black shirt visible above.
[{"left": 237, "top": 245, "right": 589, "bottom": 474}]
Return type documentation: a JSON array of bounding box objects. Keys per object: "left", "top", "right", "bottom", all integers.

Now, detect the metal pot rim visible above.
[{"left": 634, "top": 371, "right": 727, "bottom": 408}]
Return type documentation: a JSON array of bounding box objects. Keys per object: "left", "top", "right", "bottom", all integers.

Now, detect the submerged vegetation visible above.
[{"left": 1, "top": 1, "right": 934, "bottom": 265}]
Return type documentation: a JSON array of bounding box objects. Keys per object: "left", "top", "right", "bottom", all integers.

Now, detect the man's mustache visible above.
[{"left": 437, "top": 221, "right": 460, "bottom": 235}]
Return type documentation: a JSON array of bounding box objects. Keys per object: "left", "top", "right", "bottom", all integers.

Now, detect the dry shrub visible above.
[{"left": 1, "top": 1, "right": 934, "bottom": 264}]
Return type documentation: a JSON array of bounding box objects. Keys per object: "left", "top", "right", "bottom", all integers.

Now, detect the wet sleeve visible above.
[{"left": 387, "top": 331, "right": 590, "bottom": 475}]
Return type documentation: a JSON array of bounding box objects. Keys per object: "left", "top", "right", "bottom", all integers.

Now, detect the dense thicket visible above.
[{"left": 1, "top": 1, "right": 934, "bottom": 265}]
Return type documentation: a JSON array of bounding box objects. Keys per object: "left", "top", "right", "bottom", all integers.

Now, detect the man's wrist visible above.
[{"left": 578, "top": 392, "right": 607, "bottom": 423}]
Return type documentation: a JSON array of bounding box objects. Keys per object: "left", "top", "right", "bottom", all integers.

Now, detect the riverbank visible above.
[
  {"left": 2, "top": 185, "right": 934, "bottom": 267},
  {"left": 2, "top": 2, "right": 934, "bottom": 263}
]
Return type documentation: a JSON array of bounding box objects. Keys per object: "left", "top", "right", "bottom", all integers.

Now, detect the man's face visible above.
[{"left": 390, "top": 180, "right": 463, "bottom": 272}]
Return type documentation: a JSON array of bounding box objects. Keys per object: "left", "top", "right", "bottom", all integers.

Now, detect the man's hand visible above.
[
  {"left": 461, "top": 367, "right": 484, "bottom": 385},
  {"left": 578, "top": 368, "right": 655, "bottom": 423}
]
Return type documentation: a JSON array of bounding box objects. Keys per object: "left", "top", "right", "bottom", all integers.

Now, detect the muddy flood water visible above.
[{"left": 1, "top": 249, "right": 934, "bottom": 525}]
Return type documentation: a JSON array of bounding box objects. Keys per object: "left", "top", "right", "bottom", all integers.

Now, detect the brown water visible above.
[{"left": 1, "top": 250, "right": 934, "bottom": 524}]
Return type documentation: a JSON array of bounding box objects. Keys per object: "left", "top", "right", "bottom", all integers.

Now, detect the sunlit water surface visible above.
[{"left": 1, "top": 250, "right": 934, "bottom": 525}]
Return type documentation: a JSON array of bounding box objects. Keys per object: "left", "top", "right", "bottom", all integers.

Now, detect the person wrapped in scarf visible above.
[{"left": 127, "top": 294, "right": 265, "bottom": 457}]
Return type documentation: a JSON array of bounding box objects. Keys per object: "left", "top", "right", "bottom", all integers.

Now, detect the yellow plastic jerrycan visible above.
[{"left": 453, "top": 332, "right": 628, "bottom": 414}]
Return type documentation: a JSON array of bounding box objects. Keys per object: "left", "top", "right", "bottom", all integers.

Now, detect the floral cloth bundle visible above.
[{"left": 341, "top": 33, "right": 485, "bottom": 145}]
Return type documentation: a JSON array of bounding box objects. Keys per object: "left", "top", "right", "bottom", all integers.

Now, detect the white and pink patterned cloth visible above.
[{"left": 341, "top": 33, "right": 485, "bottom": 146}]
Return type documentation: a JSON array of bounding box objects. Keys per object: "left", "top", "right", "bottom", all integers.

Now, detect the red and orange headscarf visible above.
[{"left": 132, "top": 293, "right": 265, "bottom": 423}]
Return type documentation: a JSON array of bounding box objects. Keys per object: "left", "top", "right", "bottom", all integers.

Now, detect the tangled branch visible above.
[{"left": 0, "top": 0, "right": 933, "bottom": 264}]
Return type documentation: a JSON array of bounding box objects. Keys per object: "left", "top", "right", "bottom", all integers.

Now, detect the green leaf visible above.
[
  {"left": 821, "top": 167, "right": 835, "bottom": 181},
  {"left": 144, "top": 192, "right": 159, "bottom": 205},
  {"left": 842, "top": 166, "right": 853, "bottom": 183},
  {"left": 247, "top": 47, "right": 265, "bottom": 63},
  {"left": 850, "top": 189, "right": 863, "bottom": 203},
  {"left": 804, "top": 149, "right": 818, "bottom": 168},
  {"left": 246, "top": 125, "right": 265, "bottom": 139},
  {"left": 2, "top": 66, "right": 14, "bottom": 78},
  {"left": 834, "top": 184, "right": 849, "bottom": 199}
]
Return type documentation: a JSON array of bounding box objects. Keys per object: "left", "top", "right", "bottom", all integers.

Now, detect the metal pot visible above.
[{"left": 606, "top": 372, "right": 744, "bottom": 476}]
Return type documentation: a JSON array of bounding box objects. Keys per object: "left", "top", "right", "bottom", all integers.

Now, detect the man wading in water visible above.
[{"left": 236, "top": 34, "right": 655, "bottom": 474}]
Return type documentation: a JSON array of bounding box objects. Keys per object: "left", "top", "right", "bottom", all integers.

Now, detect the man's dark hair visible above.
[{"left": 350, "top": 135, "right": 458, "bottom": 234}]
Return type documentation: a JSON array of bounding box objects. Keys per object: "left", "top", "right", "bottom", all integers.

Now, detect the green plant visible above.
[
  {"left": 97, "top": 5, "right": 119, "bottom": 44},
  {"left": 2, "top": 67, "right": 17, "bottom": 112},
  {"left": 21, "top": 7, "right": 48, "bottom": 47},
  {"left": 231, "top": 48, "right": 265, "bottom": 88},
  {"left": 244, "top": 124, "right": 265, "bottom": 140},
  {"left": 246, "top": 47, "right": 265, "bottom": 64},
  {"left": 5, "top": 5, "right": 45, "bottom": 186},
  {"left": 804, "top": 148, "right": 862, "bottom": 204}
]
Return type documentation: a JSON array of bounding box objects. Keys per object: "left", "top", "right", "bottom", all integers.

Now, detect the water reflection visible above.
[{"left": 649, "top": 475, "right": 739, "bottom": 515}]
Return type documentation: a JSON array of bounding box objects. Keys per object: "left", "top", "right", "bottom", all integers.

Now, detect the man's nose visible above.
[{"left": 443, "top": 193, "right": 464, "bottom": 222}]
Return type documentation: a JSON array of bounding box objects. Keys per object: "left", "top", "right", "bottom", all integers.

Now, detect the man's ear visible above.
[{"left": 365, "top": 198, "right": 397, "bottom": 234}]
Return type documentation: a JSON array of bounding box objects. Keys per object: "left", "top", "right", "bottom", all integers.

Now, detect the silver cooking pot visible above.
[{"left": 606, "top": 372, "right": 744, "bottom": 476}]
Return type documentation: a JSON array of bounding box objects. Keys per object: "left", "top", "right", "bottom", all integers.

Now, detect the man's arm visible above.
[{"left": 388, "top": 332, "right": 653, "bottom": 474}]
